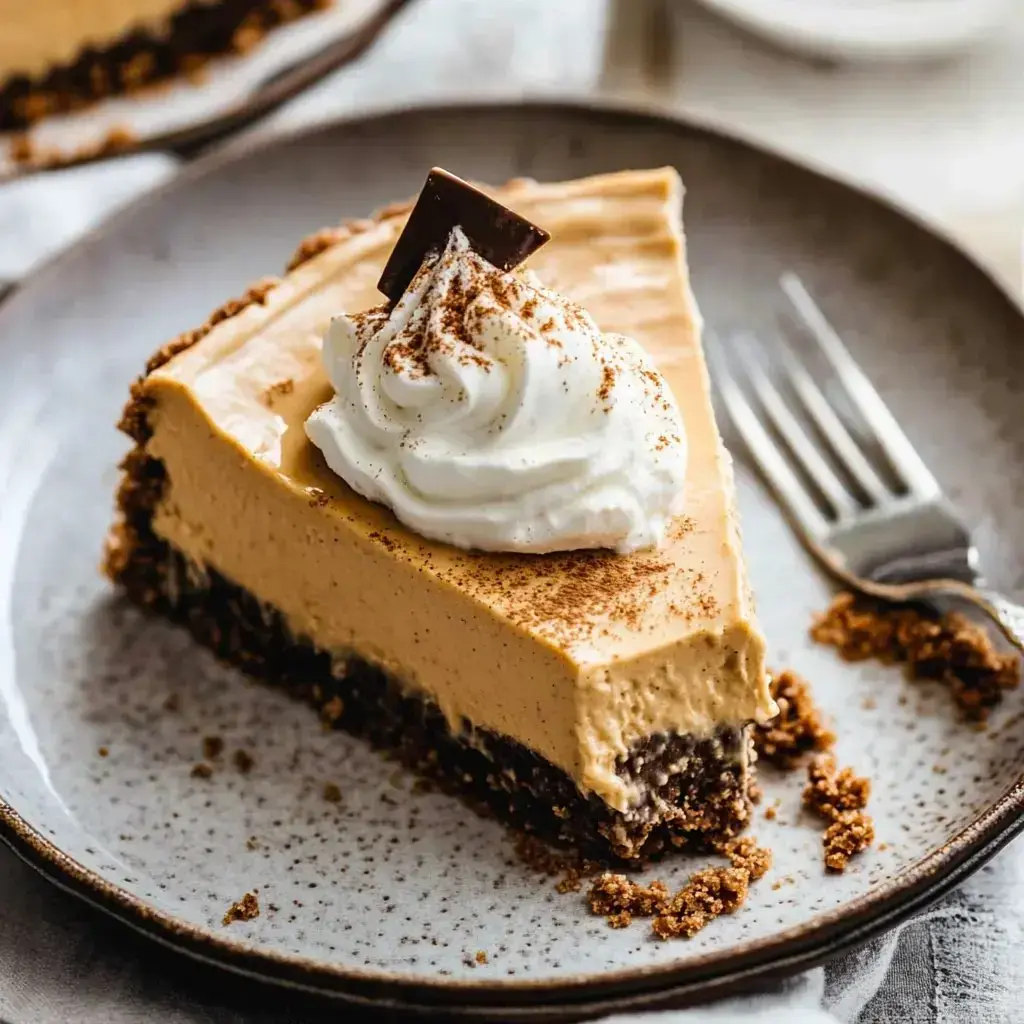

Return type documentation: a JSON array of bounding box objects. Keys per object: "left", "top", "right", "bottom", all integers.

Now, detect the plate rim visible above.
[{"left": 1, "top": 98, "right": 1023, "bottom": 1012}]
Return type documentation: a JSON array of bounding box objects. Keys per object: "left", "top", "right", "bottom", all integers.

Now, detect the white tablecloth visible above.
[{"left": 2, "top": 1, "right": 1022, "bottom": 1020}]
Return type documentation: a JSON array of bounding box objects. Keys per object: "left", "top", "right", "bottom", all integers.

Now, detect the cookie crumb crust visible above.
[{"left": 586, "top": 834, "right": 773, "bottom": 939}]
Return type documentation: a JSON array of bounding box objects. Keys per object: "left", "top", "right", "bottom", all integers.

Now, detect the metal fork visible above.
[{"left": 708, "top": 273, "right": 1024, "bottom": 652}]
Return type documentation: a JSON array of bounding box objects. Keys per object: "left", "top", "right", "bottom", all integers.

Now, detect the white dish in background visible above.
[
  {"left": 1, "top": 103, "right": 1024, "bottom": 1017},
  {"left": 693, "top": 0, "right": 1015, "bottom": 62}
]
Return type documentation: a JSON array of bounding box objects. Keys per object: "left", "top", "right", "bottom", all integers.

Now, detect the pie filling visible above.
[{"left": 105, "top": 168, "right": 774, "bottom": 861}]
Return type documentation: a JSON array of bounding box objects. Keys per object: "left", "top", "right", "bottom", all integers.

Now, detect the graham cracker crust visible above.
[{"left": 0, "top": 0, "right": 329, "bottom": 131}]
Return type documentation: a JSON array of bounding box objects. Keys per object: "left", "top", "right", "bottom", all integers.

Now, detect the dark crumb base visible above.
[
  {"left": 107, "top": 509, "right": 751, "bottom": 863},
  {"left": 0, "top": 0, "right": 328, "bottom": 131}
]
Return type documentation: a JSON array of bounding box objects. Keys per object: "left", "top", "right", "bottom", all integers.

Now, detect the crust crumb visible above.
[
  {"left": 588, "top": 873, "right": 671, "bottom": 917},
  {"left": 9, "top": 134, "right": 33, "bottom": 163},
  {"left": 803, "top": 754, "right": 871, "bottom": 819},
  {"left": 824, "top": 812, "right": 875, "bottom": 872},
  {"left": 323, "top": 782, "right": 342, "bottom": 804},
  {"left": 803, "top": 754, "right": 874, "bottom": 872},
  {"left": 7, "top": 125, "right": 136, "bottom": 170},
  {"left": 714, "top": 835, "right": 773, "bottom": 880},
  {"left": 320, "top": 695, "right": 344, "bottom": 724},
  {"left": 811, "top": 591, "right": 1019, "bottom": 720},
  {"left": 753, "top": 668, "right": 835, "bottom": 768},
  {"left": 190, "top": 762, "right": 213, "bottom": 779},
  {"left": 587, "top": 836, "right": 771, "bottom": 939},
  {"left": 651, "top": 867, "right": 750, "bottom": 940},
  {"left": 555, "top": 870, "right": 584, "bottom": 894},
  {"left": 286, "top": 227, "right": 350, "bottom": 271},
  {"left": 513, "top": 835, "right": 601, "bottom": 894},
  {"left": 233, "top": 749, "right": 255, "bottom": 774},
  {"left": 513, "top": 834, "right": 570, "bottom": 876},
  {"left": 222, "top": 891, "right": 260, "bottom": 926}
]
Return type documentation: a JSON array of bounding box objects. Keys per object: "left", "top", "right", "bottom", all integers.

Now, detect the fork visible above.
[{"left": 708, "top": 273, "right": 1024, "bottom": 653}]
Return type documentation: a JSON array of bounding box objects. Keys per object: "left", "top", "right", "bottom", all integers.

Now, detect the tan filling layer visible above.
[
  {"left": 141, "top": 168, "right": 775, "bottom": 812},
  {"left": 0, "top": 1, "right": 197, "bottom": 79}
]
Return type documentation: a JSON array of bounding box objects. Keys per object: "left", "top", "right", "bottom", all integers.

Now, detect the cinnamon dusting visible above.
[{"left": 435, "top": 524, "right": 705, "bottom": 648}]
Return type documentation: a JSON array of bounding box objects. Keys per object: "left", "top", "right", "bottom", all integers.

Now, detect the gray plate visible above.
[{"left": 1, "top": 102, "right": 1023, "bottom": 1020}]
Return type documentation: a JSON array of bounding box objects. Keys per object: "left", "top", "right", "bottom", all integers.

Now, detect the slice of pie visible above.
[
  {"left": 0, "top": 0, "right": 328, "bottom": 131},
  {"left": 105, "top": 167, "right": 774, "bottom": 861}
]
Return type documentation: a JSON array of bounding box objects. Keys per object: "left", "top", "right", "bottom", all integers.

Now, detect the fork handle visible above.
[{"left": 975, "top": 590, "right": 1024, "bottom": 654}]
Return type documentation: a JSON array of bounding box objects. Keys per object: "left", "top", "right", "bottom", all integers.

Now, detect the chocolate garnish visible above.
[{"left": 377, "top": 167, "right": 550, "bottom": 302}]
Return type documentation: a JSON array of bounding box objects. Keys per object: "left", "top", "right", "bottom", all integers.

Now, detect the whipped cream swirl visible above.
[{"left": 305, "top": 228, "right": 687, "bottom": 554}]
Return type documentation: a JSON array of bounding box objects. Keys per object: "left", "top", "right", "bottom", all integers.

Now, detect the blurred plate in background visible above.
[
  {"left": 0, "top": 0, "right": 410, "bottom": 179},
  {"left": 693, "top": 0, "right": 1016, "bottom": 62}
]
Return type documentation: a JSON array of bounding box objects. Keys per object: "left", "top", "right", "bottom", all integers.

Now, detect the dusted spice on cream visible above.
[{"left": 306, "top": 227, "right": 688, "bottom": 554}]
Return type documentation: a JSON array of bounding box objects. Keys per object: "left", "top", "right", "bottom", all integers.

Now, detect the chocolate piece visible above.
[{"left": 377, "top": 167, "right": 550, "bottom": 301}]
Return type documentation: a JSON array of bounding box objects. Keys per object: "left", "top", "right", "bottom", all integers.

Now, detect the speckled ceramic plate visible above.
[{"left": 1, "top": 103, "right": 1023, "bottom": 1020}]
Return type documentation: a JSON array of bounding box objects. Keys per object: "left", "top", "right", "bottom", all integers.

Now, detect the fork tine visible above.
[
  {"left": 771, "top": 331, "right": 892, "bottom": 505},
  {"left": 706, "top": 334, "right": 830, "bottom": 539},
  {"left": 780, "top": 273, "right": 941, "bottom": 500},
  {"left": 733, "top": 332, "right": 858, "bottom": 520}
]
